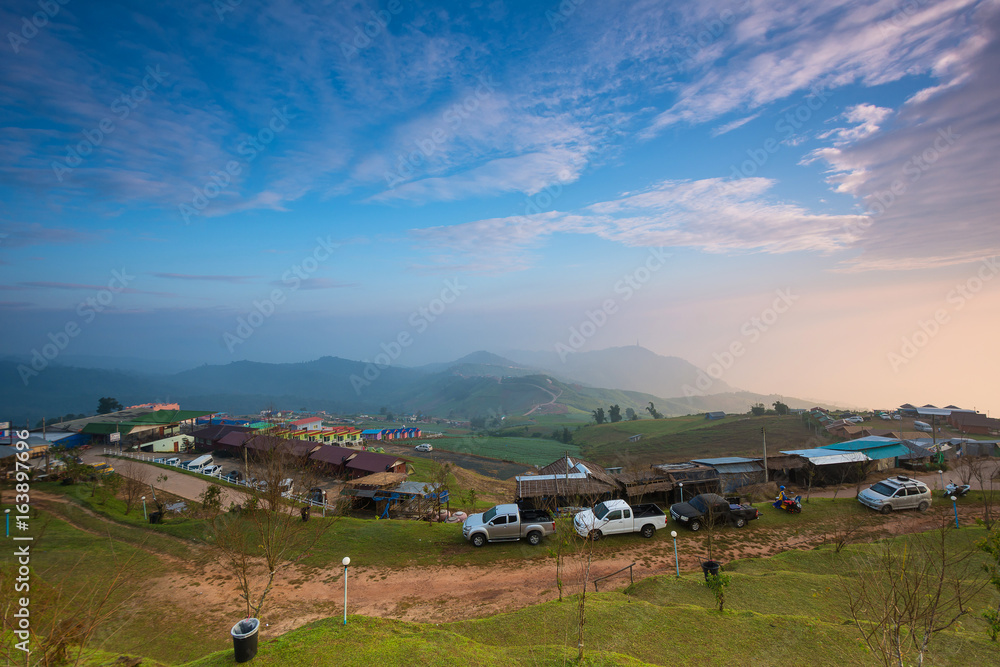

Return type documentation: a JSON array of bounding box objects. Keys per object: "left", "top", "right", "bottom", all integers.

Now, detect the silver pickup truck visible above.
[{"left": 462, "top": 503, "right": 556, "bottom": 547}]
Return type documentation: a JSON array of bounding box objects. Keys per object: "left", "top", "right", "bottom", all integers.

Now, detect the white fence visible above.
[{"left": 104, "top": 449, "right": 338, "bottom": 515}]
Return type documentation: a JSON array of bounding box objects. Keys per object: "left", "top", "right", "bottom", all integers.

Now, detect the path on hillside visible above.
[{"left": 523, "top": 383, "right": 563, "bottom": 416}]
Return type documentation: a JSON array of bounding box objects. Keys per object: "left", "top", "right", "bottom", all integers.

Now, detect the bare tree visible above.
[
  {"left": 211, "top": 438, "right": 341, "bottom": 620},
  {"left": 962, "top": 455, "right": 998, "bottom": 529},
  {"left": 117, "top": 459, "right": 151, "bottom": 515},
  {"left": 842, "top": 524, "right": 987, "bottom": 666}
]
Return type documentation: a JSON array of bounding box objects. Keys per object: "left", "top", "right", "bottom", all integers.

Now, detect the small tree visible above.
[
  {"left": 200, "top": 484, "right": 224, "bottom": 518},
  {"left": 591, "top": 408, "right": 606, "bottom": 425},
  {"left": 608, "top": 405, "right": 622, "bottom": 423},
  {"left": 117, "top": 460, "right": 150, "bottom": 515},
  {"left": 211, "top": 435, "right": 340, "bottom": 620},
  {"left": 772, "top": 401, "right": 789, "bottom": 415},
  {"left": 750, "top": 403, "right": 766, "bottom": 416},
  {"left": 646, "top": 402, "right": 663, "bottom": 419},
  {"left": 625, "top": 407, "right": 638, "bottom": 421},
  {"left": 705, "top": 572, "right": 732, "bottom": 611},
  {"left": 842, "top": 524, "right": 986, "bottom": 666}
]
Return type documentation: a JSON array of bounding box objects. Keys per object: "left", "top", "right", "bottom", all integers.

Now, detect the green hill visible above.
[{"left": 576, "top": 414, "right": 828, "bottom": 466}]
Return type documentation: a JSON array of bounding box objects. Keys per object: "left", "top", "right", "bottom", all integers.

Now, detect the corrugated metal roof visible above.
[
  {"left": 821, "top": 436, "right": 900, "bottom": 451},
  {"left": 780, "top": 448, "right": 869, "bottom": 465},
  {"left": 824, "top": 443, "right": 909, "bottom": 460},
  {"left": 710, "top": 462, "right": 764, "bottom": 474},
  {"left": 691, "top": 457, "right": 761, "bottom": 465}
]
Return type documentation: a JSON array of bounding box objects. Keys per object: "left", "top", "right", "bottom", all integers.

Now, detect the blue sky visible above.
[{"left": 2, "top": 0, "right": 999, "bottom": 412}]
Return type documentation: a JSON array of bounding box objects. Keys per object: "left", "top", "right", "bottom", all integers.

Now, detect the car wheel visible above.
[
  {"left": 640, "top": 524, "right": 655, "bottom": 538},
  {"left": 918, "top": 501, "right": 929, "bottom": 512},
  {"left": 471, "top": 534, "right": 486, "bottom": 547},
  {"left": 588, "top": 530, "right": 602, "bottom": 542},
  {"left": 526, "top": 531, "right": 542, "bottom": 546},
  {"left": 689, "top": 520, "right": 701, "bottom": 532},
  {"left": 879, "top": 504, "right": 892, "bottom": 515},
  {"left": 793, "top": 506, "right": 802, "bottom": 514},
  {"left": 734, "top": 516, "right": 747, "bottom": 528}
]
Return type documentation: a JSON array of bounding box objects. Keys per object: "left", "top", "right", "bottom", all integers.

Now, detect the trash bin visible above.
[
  {"left": 230, "top": 617, "right": 260, "bottom": 663},
  {"left": 300, "top": 506, "right": 310, "bottom": 522},
  {"left": 148, "top": 512, "right": 163, "bottom": 524},
  {"left": 701, "top": 560, "right": 721, "bottom": 580}
]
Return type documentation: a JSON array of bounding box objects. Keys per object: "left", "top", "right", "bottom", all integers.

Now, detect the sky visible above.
[{"left": 1, "top": 0, "right": 999, "bottom": 413}]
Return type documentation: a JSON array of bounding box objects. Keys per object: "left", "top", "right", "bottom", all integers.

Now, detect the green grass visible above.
[
  {"left": 429, "top": 434, "right": 582, "bottom": 466},
  {"left": 576, "top": 414, "right": 824, "bottom": 465},
  {"left": 0, "top": 506, "right": 226, "bottom": 665},
  {"left": 181, "top": 525, "right": 1000, "bottom": 667}
]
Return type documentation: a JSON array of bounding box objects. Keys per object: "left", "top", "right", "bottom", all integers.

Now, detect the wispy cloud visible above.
[
  {"left": 18, "top": 281, "right": 175, "bottom": 296},
  {"left": 150, "top": 273, "right": 259, "bottom": 283}
]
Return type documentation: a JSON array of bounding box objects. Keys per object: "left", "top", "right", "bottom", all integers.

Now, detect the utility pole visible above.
[{"left": 761, "top": 426, "right": 768, "bottom": 483}]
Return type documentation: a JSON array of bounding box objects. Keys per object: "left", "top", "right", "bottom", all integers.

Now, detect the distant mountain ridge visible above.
[
  {"left": 0, "top": 347, "right": 829, "bottom": 424},
  {"left": 502, "top": 346, "right": 736, "bottom": 397}
]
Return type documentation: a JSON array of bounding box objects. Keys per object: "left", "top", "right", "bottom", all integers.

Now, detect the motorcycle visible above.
[
  {"left": 773, "top": 494, "right": 802, "bottom": 513},
  {"left": 945, "top": 481, "right": 971, "bottom": 497}
]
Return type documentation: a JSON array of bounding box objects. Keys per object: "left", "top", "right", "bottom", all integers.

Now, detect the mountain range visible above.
[{"left": 0, "top": 347, "right": 826, "bottom": 425}]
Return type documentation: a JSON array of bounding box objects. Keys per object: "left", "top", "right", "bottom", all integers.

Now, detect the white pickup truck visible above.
[{"left": 573, "top": 499, "right": 668, "bottom": 540}]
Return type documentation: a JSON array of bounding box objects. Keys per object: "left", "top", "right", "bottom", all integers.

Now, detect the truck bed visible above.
[{"left": 631, "top": 503, "right": 665, "bottom": 518}]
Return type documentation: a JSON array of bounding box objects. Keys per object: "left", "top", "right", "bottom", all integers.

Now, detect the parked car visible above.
[
  {"left": 573, "top": 499, "right": 667, "bottom": 539},
  {"left": 201, "top": 464, "right": 222, "bottom": 477},
  {"left": 414, "top": 443, "right": 433, "bottom": 452},
  {"left": 164, "top": 457, "right": 180, "bottom": 466},
  {"left": 223, "top": 470, "right": 244, "bottom": 483},
  {"left": 669, "top": 493, "right": 759, "bottom": 531},
  {"left": 462, "top": 503, "right": 556, "bottom": 547},
  {"left": 88, "top": 462, "right": 115, "bottom": 476},
  {"left": 857, "top": 475, "right": 931, "bottom": 514}
]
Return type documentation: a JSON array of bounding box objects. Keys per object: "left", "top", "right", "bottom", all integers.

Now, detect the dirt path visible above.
[{"left": 523, "top": 383, "right": 563, "bottom": 416}]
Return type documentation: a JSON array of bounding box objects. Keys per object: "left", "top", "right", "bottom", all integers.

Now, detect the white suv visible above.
[{"left": 858, "top": 475, "right": 931, "bottom": 514}]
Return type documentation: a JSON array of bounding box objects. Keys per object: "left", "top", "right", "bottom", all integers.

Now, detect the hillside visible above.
[
  {"left": 504, "top": 345, "right": 736, "bottom": 396},
  {"left": 1, "top": 349, "right": 833, "bottom": 425},
  {"left": 576, "top": 414, "right": 827, "bottom": 466}
]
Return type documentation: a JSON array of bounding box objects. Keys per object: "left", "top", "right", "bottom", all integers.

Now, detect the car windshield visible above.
[
  {"left": 482, "top": 507, "right": 498, "bottom": 523},
  {"left": 689, "top": 496, "right": 707, "bottom": 512},
  {"left": 594, "top": 502, "right": 610, "bottom": 520},
  {"left": 870, "top": 482, "right": 896, "bottom": 496}
]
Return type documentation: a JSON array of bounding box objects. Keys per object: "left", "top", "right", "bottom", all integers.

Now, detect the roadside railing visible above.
[{"left": 103, "top": 449, "right": 338, "bottom": 513}]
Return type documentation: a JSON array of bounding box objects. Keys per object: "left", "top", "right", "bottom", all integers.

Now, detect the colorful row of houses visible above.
[{"left": 360, "top": 427, "right": 422, "bottom": 441}]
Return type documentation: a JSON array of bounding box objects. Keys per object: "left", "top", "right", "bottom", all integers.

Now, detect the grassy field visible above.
[
  {"left": 429, "top": 434, "right": 581, "bottom": 467},
  {"left": 576, "top": 414, "right": 825, "bottom": 466},
  {"left": 181, "top": 525, "right": 999, "bottom": 667}
]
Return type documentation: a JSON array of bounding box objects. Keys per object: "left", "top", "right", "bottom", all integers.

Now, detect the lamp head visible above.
[
  {"left": 950, "top": 496, "right": 957, "bottom": 501},
  {"left": 670, "top": 530, "right": 677, "bottom": 538},
  {"left": 342, "top": 556, "right": 351, "bottom": 567}
]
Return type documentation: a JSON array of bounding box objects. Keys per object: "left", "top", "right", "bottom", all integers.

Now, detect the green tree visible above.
[
  {"left": 646, "top": 402, "right": 663, "bottom": 419},
  {"left": 772, "top": 401, "right": 789, "bottom": 415},
  {"left": 608, "top": 405, "right": 622, "bottom": 423},
  {"left": 750, "top": 402, "right": 766, "bottom": 416},
  {"left": 625, "top": 407, "right": 638, "bottom": 421},
  {"left": 97, "top": 397, "right": 123, "bottom": 414},
  {"left": 592, "top": 408, "right": 606, "bottom": 425},
  {"left": 561, "top": 427, "right": 572, "bottom": 444},
  {"left": 705, "top": 572, "right": 732, "bottom": 612}
]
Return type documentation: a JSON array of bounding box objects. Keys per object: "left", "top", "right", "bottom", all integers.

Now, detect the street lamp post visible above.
[
  {"left": 937, "top": 469, "right": 943, "bottom": 491},
  {"left": 342, "top": 556, "right": 350, "bottom": 625},
  {"left": 4, "top": 509, "right": 9, "bottom": 538},
  {"left": 671, "top": 530, "right": 679, "bottom": 578},
  {"left": 950, "top": 495, "right": 959, "bottom": 529},
  {"left": 141, "top": 496, "right": 147, "bottom": 522},
  {"left": 678, "top": 482, "right": 684, "bottom": 502}
]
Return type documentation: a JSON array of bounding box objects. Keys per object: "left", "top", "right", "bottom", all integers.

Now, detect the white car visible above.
[
  {"left": 201, "top": 464, "right": 222, "bottom": 477},
  {"left": 414, "top": 443, "right": 433, "bottom": 452}
]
